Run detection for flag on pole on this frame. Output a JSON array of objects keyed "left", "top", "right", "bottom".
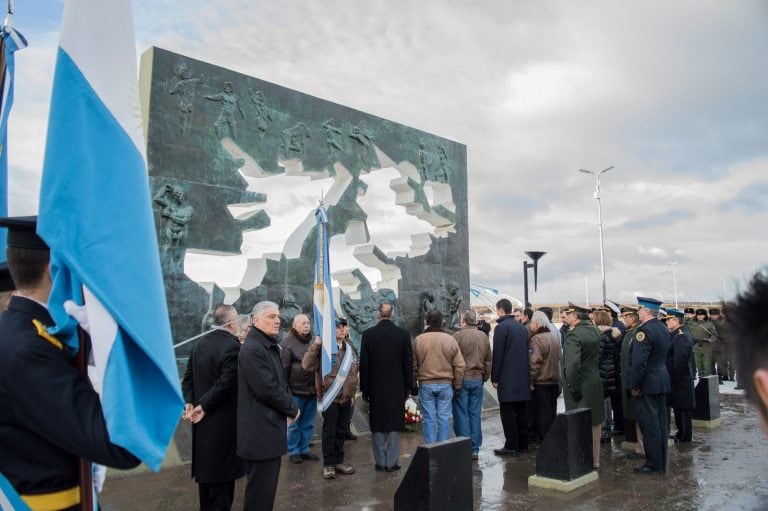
[
  {"left": 312, "top": 204, "right": 338, "bottom": 382},
  {"left": 37, "top": 0, "right": 183, "bottom": 472},
  {"left": 0, "top": 23, "right": 26, "bottom": 262}
]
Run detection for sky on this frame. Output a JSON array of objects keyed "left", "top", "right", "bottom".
[{"left": 7, "top": 0, "right": 768, "bottom": 306}]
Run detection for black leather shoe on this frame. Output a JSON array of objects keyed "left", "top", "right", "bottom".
[
  {"left": 626, "top": 452, "right": 645, "bottom": 460},
  {"left": 289, "top": 454, "right": 303, "bottom": 463},
  {"left": 633, "top": 465, "right": 661, "bottom": 475},
  {"left": 384, "top": 464, "right": 401, "bottom": 472},
  {"left": 301, "top": 453, "right": 319, "bottom": 461},
  {"left": 374, "top": 464, "right": 385, "bottom": 472},
  {"left": 493, "top": 448, "right": 520, "bottom": 457}
]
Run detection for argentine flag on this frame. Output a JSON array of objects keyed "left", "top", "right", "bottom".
[
  {"left": 37, "top": 0, "right": 183, "bottom": 471},
  {"left": 313, "top": 204, "right": 338, "bottom": 382},
  {"left": 0, "top": 24, "right": 27, "bottom": 262}
]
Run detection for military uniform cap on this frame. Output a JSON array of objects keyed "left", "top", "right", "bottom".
[
  {"left": 684, "top": 307, "right": 694, "bottom": 314},
  {"left": 636, "top": 296, "right": 663, "bottom": 310},
  {"left": 665, "top": 308, "right": 684, "bottom": 319},
  {"left": 620, "top": 305, "right": 639, "bottom": 315},
  {"left": 708, "top": 307, "right": 721, "bottom": 315},
  {"left": 563, "top": 302, "right": 590, "bottom": 314},
  {"left": 658, "top": 307, "right": 668, "bottom": 319},
  {"left": 695, "top": 308, "right": 708, "bottom": 316},
  {"left": 0, "top": 216, "right": 48, "bottom": 251},
  {"left": 335, "top": 317, "right": 348, "bottom": 327},
  {"left": 0, "top": 262, "right": 14, "bottom": 292},
  {"left": 604, "top": 300, "right": 621, "bottom": 315}
]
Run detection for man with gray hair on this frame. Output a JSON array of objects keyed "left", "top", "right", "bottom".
[
  {"left": 280, "top": 313, "right": 319, "bottom": 464},
  {"left": 238, "top": 301, "right": 299, "bottom": 510},
  {"left": 452, "top": 310, "right": 492, "bottom": 459},
  {"left": 182, "top": 304, "right": 245, "bottom": 510}
]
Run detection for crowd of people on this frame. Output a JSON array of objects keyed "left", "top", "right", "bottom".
[{"left": 1, "top": 213, "right": 763, "bottom": 511}]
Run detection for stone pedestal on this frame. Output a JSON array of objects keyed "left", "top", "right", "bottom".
[
  {"left": 528, "top": 408, "right": 597, "bottom": 491},
  {"left": 692, "top": 376, "right": 722, "bottom": 428},
  {"left": 394, "top": 437, "right": 472, "bottom": 511}
]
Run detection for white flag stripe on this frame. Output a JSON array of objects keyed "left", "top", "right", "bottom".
[
  {"left": 82, "top": 285, "right": 117, "bottom": 398},
  {"left": 59, "top": 0, "right": 144, "bottom": 157}
]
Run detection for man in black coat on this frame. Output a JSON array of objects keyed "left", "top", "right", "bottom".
[
  {"left": 0, "top": 217, "right": 140, "bottom": 509},
  {"left": 359, "top": 303, "right": 412, "bottom": 472},
  {"left": 237, "top": 301, "right": 299, "bottom": 511},
  {"left": 629, "top": 296, "right": 671, "bottom": 475},
  {"left": 491, "top": 298, "right": 531, "bottom": 456},
  {"left": 182, "top": 304, "right": 245, "bottom": 510},
  {"left": 663, "top": 308, "right": 695, "bottom": 443}
]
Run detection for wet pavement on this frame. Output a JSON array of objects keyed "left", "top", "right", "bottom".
[{"left": 100, "top": 385, "right": 768, "bottom": 510}]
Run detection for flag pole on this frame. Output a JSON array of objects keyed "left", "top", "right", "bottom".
[{"left": 75, "top": 325, "right": 94, "bottom": 511}]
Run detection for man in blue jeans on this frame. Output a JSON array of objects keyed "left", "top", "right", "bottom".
[
  {"left": 452, "top": 311, "right": 492, "bottom": 459},
  {"left": 413, "top": 310, "right": 466, "bottom": 444}
]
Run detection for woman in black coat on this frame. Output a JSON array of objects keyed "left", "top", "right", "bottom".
[{"left": 594, "top": 310, "right": 621, "bottom": 442}]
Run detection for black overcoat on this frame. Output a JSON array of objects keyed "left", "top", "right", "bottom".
[
  {"left": 0, "top": 296, "right": 139, "bottom": 496},
  {"left": 490, "top": 315, "right": 531, "bottom": 402},
  {"left": 182, "top": 328, "right": 245, "bottom": 483},
  {"left": 359, "top": 319, "right": 412, "bottom": 432},
  {"left": 236, "top": 327, "right": 298, "bottom": 461},
  {"left": 666, "top": 327, "right": 696, "bottom": 410}
]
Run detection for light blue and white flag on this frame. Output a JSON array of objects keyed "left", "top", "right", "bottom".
[
  {"left": 313, "top": 204, "right": 338, "bottom": 383},
  {"left": 0, "top": 23, "right": 27, "bottom": 262},
  {"left": 0, "top": 471, "right": 31, "bottom": 511},
  {"left": 37, "top": 0, "right": 183, "bottom": 472}
]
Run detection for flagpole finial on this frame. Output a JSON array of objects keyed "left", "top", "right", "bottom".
[{"left": 4, "top": 0, "right": 12, "bottom": 27}]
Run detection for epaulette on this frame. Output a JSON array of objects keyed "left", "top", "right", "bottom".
[{"left": 32, "top": 319, "right": 63, "bottom": 350}]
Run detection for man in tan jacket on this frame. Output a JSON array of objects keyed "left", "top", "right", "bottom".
[
  {"left": 413, "top": 310, "right": 465, "bottom": 444},
  {"left": 528, "top": 310, "right": 562, "bottom": 443},
  {"left": 303, "top": 319, "right": 359, "bottom": 480},
  {"left": 452, "top": 310, "right": 492, "bottom": 459}
]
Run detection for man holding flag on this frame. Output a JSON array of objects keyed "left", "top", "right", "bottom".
[{"left": 0, "top": 217, "right": 140, "bottom": 510}]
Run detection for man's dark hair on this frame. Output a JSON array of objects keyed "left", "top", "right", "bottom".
[
  {"left": 6, "top": 247, "right": 49, "bottom": 289},
  {"left": 725, "top": 272, "right": 768, "bottom": 418},
  {"left": 523, "top": 307, "right": 534, "bottom": 320},
  {"left": 496, "top": 298, "right": 512, "bottom": 314},
  {"left": 378, "top": 302, "right": 393, "bottom": 319},
  {"left": 537, "top": 306, "right": 554, "bottom": 321},
  {"left": 576, "top": 311, "right": 590, "bottom": 321},
  {"left": 426, "top": 310, "right": 444, "bottom": 329},
  {"left": 213, "top": 304, "right": 238, "bottom": 326}
]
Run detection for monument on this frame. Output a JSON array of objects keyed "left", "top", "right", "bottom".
[{"left": 139, "top": 47, "right": 469, "bottom": 361}]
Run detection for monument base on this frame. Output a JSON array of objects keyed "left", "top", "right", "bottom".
[
  {"left": 692, "top": 417, "right": 723, "bottom": 429},
  {"left": 528, "top": 471, "right": 598, "bottom": 492}
]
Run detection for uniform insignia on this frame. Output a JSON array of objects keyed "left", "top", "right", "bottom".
[
  {"left": 32, "top": 319, "right": 64, "bottom": 350},
  {"left": 636, "top": 332, "right": 646, "bottom": 342}
]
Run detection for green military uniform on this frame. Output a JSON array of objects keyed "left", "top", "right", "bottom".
[
  {"left": 687, "top": 309, "right": 717, "bottom": 378},
  {"left": 709, "top": 309, "right": 728, "bottom": 382},
  {"left": 563, "top": 319, "right": 605, "bottom": 426}
]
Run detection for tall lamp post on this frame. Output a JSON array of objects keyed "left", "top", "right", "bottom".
[
  {"left": 579, "top": 166, "right": 613, "bottom": 304},
  {"left": 523, "top": 251, "right": 546, "bottom": 307},
  {"left": 668, "top": 261, "right": 679, "bottom": 308}
]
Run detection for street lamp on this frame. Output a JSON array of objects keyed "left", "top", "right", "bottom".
[
  {"left": 523, "top": 251, "right": 546, "bottom": 307},
  {"left": 579, "top": 166, "right": 613, "bottom": 304},
  {"left": 668, "top": 261, "right": 679, "bottom": 308}
]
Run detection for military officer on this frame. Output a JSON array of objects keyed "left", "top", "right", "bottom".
[
  {"left": 688, "top": 308, "right": 716, "bottom": 378},
  {"left": 709, "top": 307, "right": 729, "bottom": 383},
  {"left": 664, "top": 309, "right": 695, "bottom": 443},
  {"left": 620, "top": 305, "right": 645, "bottom": 459},
  {"left": 628, "top": 296, "right": 671, "bottom": 475},
  {"left": 0, "top": 217, "right": 140, "bottom": 509},
  {"left": 683, "top": 307, "right": 695, "bottom": 325}
]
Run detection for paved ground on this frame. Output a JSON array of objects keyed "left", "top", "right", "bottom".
[{"left": 100, "top": 384, "right": 768, "bottom": 510}]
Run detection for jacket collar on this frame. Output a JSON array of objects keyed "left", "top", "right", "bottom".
[
  {"left": 247, "top": 327, "right": 279, "bottom": 348},
  {"left": 496, "top": 314, "right": 515, "bottom": 324},
  {"left": 7, "top": 295, "right": 54, "bottom": 326}
]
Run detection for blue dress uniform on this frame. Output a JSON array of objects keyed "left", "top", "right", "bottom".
[
  {"left": 628, "top": 297, "right": 671, "bottom": 474},
  {"left": 665, "top": 309, "right": 696, "bottom": 443},
  {"left": 0, "top": 216, "right": 139, "bottom": 510}
]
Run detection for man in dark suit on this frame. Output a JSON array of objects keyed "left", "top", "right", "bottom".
[
  {"left": 491, "top": 298, "right": 532, "bottom": 456},
  {"left": 182, "top": 304, "right": 245, "bottom": 510},
  {"left": 0, "top": 217, "right": 140, "bottom": 509},
  {"left": 663, "top": 308, "right": 695, "bottom": 443},
  {"left": 359, "top": 303, "right": 412, "bottom": 472},
  {"left": 629, "top": 296, "right": 671, "bottom": 475},
  {"left": 237, "top": 301, "right": 299, "bottom": 511}
]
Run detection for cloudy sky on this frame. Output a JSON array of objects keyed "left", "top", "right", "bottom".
[{"left": 8, "top": 0, "right": 768, "bottom": 306}]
